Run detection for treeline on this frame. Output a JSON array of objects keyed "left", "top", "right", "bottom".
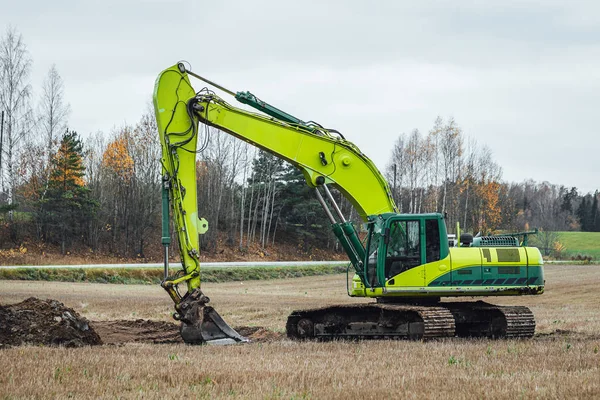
[
  {"left": 0, "top": 26, "right": 336, "bottom": 256},
  {"left": 386, "top": 117, "right": 599, "bottom": 235},
  {"left": 1, "top": 27, "right": 599, "bottom": 260}
]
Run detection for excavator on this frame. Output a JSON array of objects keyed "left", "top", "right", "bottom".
[{"left": 153, "top": 63, "right": 544, "bottom": 344}]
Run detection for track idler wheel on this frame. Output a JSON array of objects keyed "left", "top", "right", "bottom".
[
  {"left": 176, "top": 289, "right": 249, "bottom": 345},
  {"left": 295, "top": 318, "right": 315, "bottom": 339}
]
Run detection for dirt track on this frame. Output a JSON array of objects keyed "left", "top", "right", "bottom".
[
  {"left": 91, "top": 319, "right": 283, "bottom": 345},
  {"left": 91, "top": 319, "right": 182, "bottom": 344}
]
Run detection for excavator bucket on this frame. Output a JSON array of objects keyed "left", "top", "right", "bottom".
[{"left": 177, "top": 289, "right": 249, "bottom": 345}]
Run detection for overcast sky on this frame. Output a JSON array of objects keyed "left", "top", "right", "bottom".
[{"left": 2, "top": 0, "right": 599, "bottom": 192}]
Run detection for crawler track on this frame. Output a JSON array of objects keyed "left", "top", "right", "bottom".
[
  {"left": 286, "top": 304, "right": 455, "bottom": 340},
  {"left": 286, "top": 301, "right": 535, "bottom": 341},
  {"left": 445, "top": 301, "right": 536, "bottom": 339}
]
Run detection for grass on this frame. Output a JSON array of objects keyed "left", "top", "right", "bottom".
[
  {"left": 1, "top": 337, "right": 598, "bottom": 399},
  {"left": 0, "top": 265, "right": 599, "bottom": 399},
  {"left": 557, "top": 231, "right": 600, "bottom": 260},
  {"left": 0, "top": 264, "right": 349, "bottom": 285}
]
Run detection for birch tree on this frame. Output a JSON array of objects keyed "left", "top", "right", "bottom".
[
  {"left": 429, "top": 116, "right": 443, "bottom": 211},
  {"left": 439, "top": 117, "right": 463, "bottom": 215},
  {"left": 84, "top": 131, "right": 106, "bottom": 250},
  {"left": 0, "top": 27, "right": 33, "bottom": 212},
  {"left": 39, "top": 64, "right": 70, "bottom": 168},
  {"left": 386, "top": 135, "right": 406, "bottom": 212},
  {"left": 128, "top": 110, "right": 161, "bottom": 256}
]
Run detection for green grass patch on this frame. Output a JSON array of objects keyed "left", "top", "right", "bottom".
[
  {"left": 557, "top": 231, "right": 600, "bottom": 260},
  {"left": 0, "top": 265, "right": 349, "bottom": 285}
]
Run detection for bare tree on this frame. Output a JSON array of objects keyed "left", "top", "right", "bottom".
[
  {"left": 386, "top": 135, "right": 406, "bottom": 212},
  {"left": 39, "top": 64, "right": 70, "bottom": 168},
  {"left": 84, "top": 130, "right": 107, "bottom": 250},
  {"left": 439, "top": 117, "right": 463, "bottom": 215},
  {"left": 128, "top": 109, "right": 161, "bottom": 256},
  {"left": 461, "top": 138, "right": 479, "bottom": 230},
  {"left": 238, "top": 145, "right": 256, "bottom": 249},
  {"left": 404, "top": 129, "right": 432, "bottom": 213},
  {"left": 429, "top": 116, "right": 443, "bottom": 211},
  {"left": 0, "top": 27, "right": 33, "bottom": 213},
  {"left": 194, "top": 126, "right": 252, "bottom": 251}
]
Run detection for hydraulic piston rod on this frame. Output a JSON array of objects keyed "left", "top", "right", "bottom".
[
  {"left": 314, "top": 188, "right": 336, "bottom": 224},
  {"left": 323, "top": 184, "right": 346, "bottom": 223}
]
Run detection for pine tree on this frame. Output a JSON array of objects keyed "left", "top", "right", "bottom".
[
  {"left": 276, "top": 165, "right": 330, "bottom": 251},
  {"left": 591, "top": 191, "right": 599, "bottom": 232},
  {"left": 37, "top": 130, "right": 97, "bottom": 253},
  {"left": 561, "top": 187, "right": 578, "bottom": 214},
  {"left": 576, "top": 196, "right": 590, "bottom": 232}
]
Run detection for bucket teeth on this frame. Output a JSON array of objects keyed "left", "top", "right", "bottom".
[{"left": 178, "top": 289, "right": 248, "bottom": 345}]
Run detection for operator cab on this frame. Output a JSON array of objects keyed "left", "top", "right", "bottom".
[{"left": 364, "top": 213, "right": 449, "bottom": 287}]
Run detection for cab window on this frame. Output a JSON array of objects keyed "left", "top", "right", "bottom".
[
  {"left": 385, "top": 220, "right": 421, "bottom": 278},
  {"left": 425, "top": 219, "right": 441, "bottom": 263}
]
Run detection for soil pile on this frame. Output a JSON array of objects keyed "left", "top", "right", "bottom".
[{"left": 0, "top": 297, "right": 102, "bottom": 348}]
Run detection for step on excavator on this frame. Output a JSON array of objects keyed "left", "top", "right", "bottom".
[{"left": 153, "top": 63, "right": 544, "bottom": 344}]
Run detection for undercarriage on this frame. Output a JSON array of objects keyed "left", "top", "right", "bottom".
[{"left": 286, "top": 301, "right": 535, "bottom": 340}]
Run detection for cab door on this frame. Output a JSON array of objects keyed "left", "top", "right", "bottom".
[{"left": 382, "top": 219, "right": 425, "bottom": 286}]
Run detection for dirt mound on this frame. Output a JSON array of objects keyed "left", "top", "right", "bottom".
[
  {"left": 91, "top": 319, "right": 284, "bottom": 344},
  {"left": 0, "top": 297, "right": 102, "bottom": 348}
]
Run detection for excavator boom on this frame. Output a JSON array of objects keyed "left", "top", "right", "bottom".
[
  {"left": 153, "top": 63, "right": 399, "bottom": 343},
  {"left": 154, "top": 63, "right": 398, "bottom": 301}
]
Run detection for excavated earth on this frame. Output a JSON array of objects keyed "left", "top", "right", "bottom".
[
  {"left": 0, "top": 297, "right": 283, "bottom": 348},
  {"left": 92, "top": 319, "right": 284, "bottom": 344},
  {"left": 0, "top": 297, "right": 102, "bottom": 348}
]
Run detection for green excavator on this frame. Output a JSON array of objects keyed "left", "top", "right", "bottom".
[{"left": 153, "top": 63, "right": 544, "bottom": 344}]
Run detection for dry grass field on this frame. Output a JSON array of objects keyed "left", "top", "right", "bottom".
[{"left": 1, "top": 264, "right": 599, "bottom": 399}]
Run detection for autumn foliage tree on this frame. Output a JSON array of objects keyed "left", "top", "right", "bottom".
[
  {"left": 102, "top": 135, "right": 134, "bottom": 183},
  {"left": 101, "top": 132, "right": 134, "bottom": 252},
  {"left": 37, "top": 130, "right": 97, "bottom": 253},
  {"left": 86, "top": 112, "right": 162, "bottom": 258},
  {"left": 6, "top": 24, "right": 599, "bottom": 262}
]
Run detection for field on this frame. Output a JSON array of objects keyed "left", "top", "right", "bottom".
[
  {"left": 558, "top": 231, "right": 600, "bottom": 260},
  {"left": 1, "top": 265, "right": 599, "bottom": 399}
]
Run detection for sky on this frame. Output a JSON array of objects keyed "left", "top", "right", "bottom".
[{"left": 2, "top": 0, "right": 599, "bottom": 193}]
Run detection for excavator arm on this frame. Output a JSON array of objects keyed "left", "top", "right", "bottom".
[
  {"left": 154, "top": 63, "right": 398, "bottom": 343},
  {"left": 156, "top": 64, "right": 397, "bottom": 220}
]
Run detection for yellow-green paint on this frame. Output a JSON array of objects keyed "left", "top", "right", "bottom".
[
  {"left": 195, "top": 91, "right": 397, "bottom": 221},
  {"left": 153, "top": 63, "right": 545, "bottom": 306},
  {"left": 153, "top": 66, "right": 201, "bottom": 292},
  {"left": 154, "top": 64, "right": 398, "bottom": 295},
  {"left": 350, "top": 246, "right": 544, "bottom": 298}
]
